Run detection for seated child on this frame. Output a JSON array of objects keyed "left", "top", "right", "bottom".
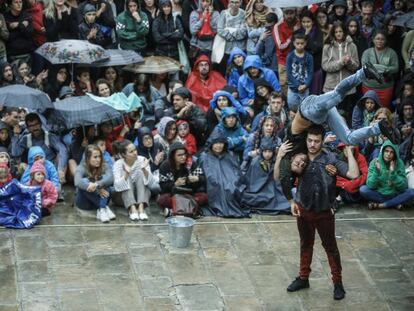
[
  {"left": 177, "top": 120, "right": 197, "bottom": 168},
  {"left": 0, "top": 163, "right": 12, "bottom": 187},
  {"left": 28, "top": 160, "right": 58, "bottom": 217},
  {"left": 21, "top": 146, "right": 60, "bottom": 192}
]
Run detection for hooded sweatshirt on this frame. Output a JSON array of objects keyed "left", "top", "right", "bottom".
[
  {"left": 351, "top": 90, "right": 381, "bottom": 129},
  {"left": 226, "top": 47, "right": 247, "bottom": 88},
  {"left": 185, "top": 54, "right": 227, "bottom": 113},
  {"left": 238, "top": 55, "right": 281, "bottom": 106},
  {"left": 20, "top": 146, "right": 60, "bottom": 191},
  {"left": 135, "top": 126, "right": 165, "bottom": 172},
  {"left": 366, "top": 140, "right": 408, "bottom": 196},
  {"left": 29, "top": 160, "right": 58, "bottom": 211}
]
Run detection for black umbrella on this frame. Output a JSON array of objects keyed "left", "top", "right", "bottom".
[
  {"left": 393, "top": 11, "right": 414, "bottom": 29},
  {"left": 0, "top": 85, "right": 53, "bottom": 110},
  {"left": 49, "top": 96, "right": 121, "bottom": 129}
]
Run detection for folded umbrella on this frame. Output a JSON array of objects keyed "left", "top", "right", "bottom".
[
  {"left": 49, "top": 96, "right": 121, "bottom": 129},
  {"left": 123, "top": 56, "right": 182, "bottom": 74},
  {"left": 0, "top": 85, "right": 53, "bottom": 110}
]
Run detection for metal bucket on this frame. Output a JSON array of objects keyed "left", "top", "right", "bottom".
[{"left": 166, "top": 216, "right": 195, "bottom": 248}]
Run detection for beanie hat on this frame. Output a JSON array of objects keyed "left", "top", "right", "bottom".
[
  {"left": 30, "top": 160, "right": 46, "bottom": 177},
  {"left": 159, "top": 0, "right": 171, "bottom": 7},
  {"left": 84, "top": 4, "right": 97, "bottom": 14},
  {"left": 0, "top": 146, "right": 10, "bottom": 161},
  {"left": 59, "top": 86, "right": 75, "bottom": 100}
]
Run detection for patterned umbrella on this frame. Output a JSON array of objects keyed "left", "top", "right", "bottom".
[
  {"left": 88, "top": 49, "right": 144, "bottom": 67},
  {"left": 0, "top": 85, "right": 53, "bottom": 110},
  {"left": 49, "top": 96, "right": 121, "bottom": 129},
  {"left": 123, "top": 56, "right": 182, "bottom": 74},
  {"left": 35, "top": 40, "right": 109, "bottom": 64}
]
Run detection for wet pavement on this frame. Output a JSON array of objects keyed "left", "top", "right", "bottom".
[{"left": 1, "top": 186, "right": 414, "bottom": 311}]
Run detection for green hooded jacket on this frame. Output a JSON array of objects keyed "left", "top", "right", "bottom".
[
  {"left": 366, "top": 140, "right": 407, "bottom": 196},
  {"left": 116, "top": 10, "right": 149, "bottom": 51}
]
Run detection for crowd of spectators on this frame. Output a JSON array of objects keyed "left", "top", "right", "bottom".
[{"left": 0, "top": 0, "right": 414, "bottom": 223}]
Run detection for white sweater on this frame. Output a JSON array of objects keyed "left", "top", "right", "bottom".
[{"left": 113, "top": 157, "right": 154, "bottom": 192}]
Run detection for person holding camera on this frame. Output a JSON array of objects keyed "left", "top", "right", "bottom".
[{"left": 361, "top": 29, "right": 399, "bottom": 108}]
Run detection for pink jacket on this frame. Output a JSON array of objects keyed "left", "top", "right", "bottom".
[{"left": 29, "top": 160, "right": 58, "bottom": 211}]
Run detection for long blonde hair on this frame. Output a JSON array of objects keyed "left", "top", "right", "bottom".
[{"left": 44, "top": 0, "right": 69, "bottom": 20}]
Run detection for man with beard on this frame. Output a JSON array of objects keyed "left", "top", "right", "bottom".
[
  {"left": 286, "top": 124, "right": 357, "bottom": 300},
  {"left": 185, "top": 54, "right": 226, "bottom": 113},
  {"left": 0, "top": 61, "right": 15, "bottom": 86},
  {"left": 11, "top": 113, "right": 68, "bottom": 187}
]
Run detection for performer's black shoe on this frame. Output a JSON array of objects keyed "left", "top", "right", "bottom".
[
  {"left": 287, "top": 277, "right": 310, "bottom": 292},
  {"left": 379, "top": 119, "right": 399, "bottom": 145},
  {"left": 363, "top": 62, "right": 384, "bottom": 84},
  {"left": 333, "top": 283, "right": 346, "bottom": 300}
]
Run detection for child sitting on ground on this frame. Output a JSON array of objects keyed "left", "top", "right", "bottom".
[
  {"left": 177, "top": 120, "right": 197, "bottom": 169},
  {"left": 28, "top": 160, "right": 58, "bottom": 217},
  {"left": 0, "top": 163, "right": 13, "bottom": 187}
]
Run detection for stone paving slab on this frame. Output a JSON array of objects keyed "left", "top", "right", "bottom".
[{"left": 1, "top": 191, "right": 414, "bottom": 310}]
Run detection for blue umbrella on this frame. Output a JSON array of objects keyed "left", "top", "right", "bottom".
[
  {"left": 0, "top": 85, "right": 53, "bottom": 110},
  {"left": 87, "top": 92, "right": 143, "bottom": 114}
]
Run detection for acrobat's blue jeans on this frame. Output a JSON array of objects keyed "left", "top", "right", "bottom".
[
  {"left": 300, "top": 69, "right": 381, "bottom": 145},
  {"left": 359, "top": 186, "right": 414, "bottom": 208}
]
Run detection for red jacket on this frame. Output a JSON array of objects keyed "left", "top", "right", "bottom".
[
  {"left": 335, "top": 144, "right": 368, "bottom": 194},
  {"left": 106, "top": 115, "right": 133, "bottom": 155},
  {"left": 185, "top": 55, "right": 226, "bottom": 113},
  {"left": 27, "top": 2, "right": 45, "bottom": 47},
  {"left": 272, "top": 19, "right": 299, "bottom": 66}
]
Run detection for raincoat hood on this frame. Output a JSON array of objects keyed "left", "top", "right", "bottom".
[
  {"left": 192, "top": 54, "right": 211, "bottom": 73},
  {"left": 210, "top": 90, "right": 242, "bottom": 110},
  {"left": 207, "top": 129, "right": 228, "bottom": 151},
  {"left": 28, "top": 146, "right": 46, "bottom": 166},
  {"left": 227, "top": 47, "right": 247, "bottom": 66},
  {"left": 220, "top": 107, "right": 239, "bottom": 123},
  {"left": 259, "top": 136, "right": 277, "bottom": 152},
  {"left": 357, "top": 90, "right": 381, "bottom": 109},
  {"left": 378, "top": 140, "right": 401, "bottom": 166},
  {"left": 83, "top": 4, "right": 96, "bottom": 14},
  {"left": 243, "top": 55, "right": 263, "bottom": 71},
  {"left": 157, "top": 116, "right": 175, "bottom": 138},
  {"left": 137, "top": 126, "right": 153, "bottom": 147}
]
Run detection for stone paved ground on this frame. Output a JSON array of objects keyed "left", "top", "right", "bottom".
[{"left": 1, "top": 187, "right": 414, "bottom": 311}]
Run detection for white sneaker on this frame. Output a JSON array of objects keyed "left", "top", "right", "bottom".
[
  {"left": 139, "top": 212, "right": 148, "bottom": 221},
  {"left": 105, "top": 206, "right": 116, "bottom": 220},
  {"left": 97, "top": 208, "right": 110, "bottom": 223},
  {"left": 129, "top": 212, "right": 139, "bottom": 221}
]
